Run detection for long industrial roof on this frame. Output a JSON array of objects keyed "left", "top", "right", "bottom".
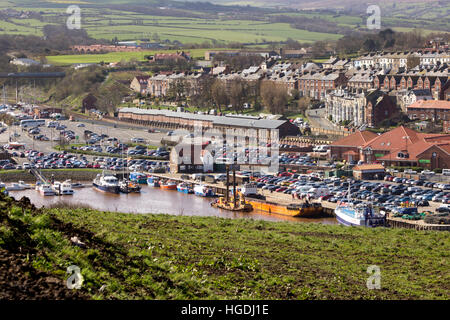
[{"left": 119, "top": 107, "right": 288, "bottom": 129}]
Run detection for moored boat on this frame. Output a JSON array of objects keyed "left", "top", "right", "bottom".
[
  {"left": 93, "top": 173, "right": 120, "bottom": 194},
  {"left": 53, "top": 180, "right": 74, "bottom": 195},
  {"left": 147, "top": 176, "right": 160, "bottom": 187},
  {"left": 160, "top": 180, "right": 177, "bottom": 190},
  {"left": 129, "top": 172, "right": 148, "bottom": 184},
  {"left": 119, "top": 179, "right": 141, "bottom": 193},
  {"left": 247, "top": 198, "right": 323, "bottom": 218},
  {"left": 334, "top": 201, "right": 386, "bottom": 227},
  {"left": 6, "top": 183, "right": 26, "bottom": 191},
  {"left": 177, "top": 183, "right": 193, "bottom": 194},
  {"left": 334, "top": 183, "right": 386, "bottom": 227},
  {"left": 194, "top": 185, "right": 215, "bottom": 197},
  {"left": 38, "top": 183, "right": 56, "bottom": 196}
]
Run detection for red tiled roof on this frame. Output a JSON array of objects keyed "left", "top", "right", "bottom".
[
  {"left": 407, "top": 100, "right": 450, "bottom": 110},
  {"left": 330, "top": 131, "right": 378, "bottom": 147},
  {"left": 362, "top": 126, "right": 421, "bottom": 150}
]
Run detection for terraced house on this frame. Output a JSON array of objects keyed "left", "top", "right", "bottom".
[{"left": 298, "top": 71, "right": 348, "bottom": 99}]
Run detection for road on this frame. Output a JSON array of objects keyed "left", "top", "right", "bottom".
[{"left": 306, "top": 108, "right": 342, "bottom": 131}]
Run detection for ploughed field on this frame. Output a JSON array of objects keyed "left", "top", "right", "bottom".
[{"left": 0, "top": 193, "right": 448, "bottom": 299}]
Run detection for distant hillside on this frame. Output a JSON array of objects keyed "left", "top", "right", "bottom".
[{"left": 179, "top": 0, "right": 443, "bottom": 9}]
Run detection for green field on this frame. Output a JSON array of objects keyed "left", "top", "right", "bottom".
[
  {"left": 0, "top": 193, "right": 449, "bottom": 299},
  {"left": 46, "top": 47, "right": 237, "bottom": 65}
]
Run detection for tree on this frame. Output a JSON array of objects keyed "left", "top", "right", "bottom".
[
  {"left": 260, "top": 81, "right": 288, "bottom": 114},
  {"left": 228, "top": 79, "right": 247, "bottom": 113},
  {"left": 211, "top": 80, "right": 229, "bottom": 113},
  {"left": 297, "top": 97, "right": 311, "bottom": 117}
]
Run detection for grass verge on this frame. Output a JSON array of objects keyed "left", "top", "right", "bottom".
[{"left": 0, "top": 194, "right": 448, "bottom": 299}]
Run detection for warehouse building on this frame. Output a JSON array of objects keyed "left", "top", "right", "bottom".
[{"left": 117, "top": 107, "right": 299, "bottom": 138}]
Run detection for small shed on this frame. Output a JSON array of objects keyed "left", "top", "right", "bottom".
[{"left": 353, "top": 164, "right": 386, "bottom": 180}]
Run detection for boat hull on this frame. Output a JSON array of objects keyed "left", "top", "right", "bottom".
[
  {"left": 247, "top": 199, "right": 323, "bottom": 218},
  {"left": 161, "top": 184, "right": 177, "bottom": 190},
  {"left": 147, "top": 178, "right": 160, "bottom": 187},
  {"left": 177, "top": 187, "right": 192, "bottom": 194},
  {"left": 93, "top": 182, "right": 120, "bottom": 194},
  {"left": 335, "top": 208, "right": 386, "bottom": 227}
]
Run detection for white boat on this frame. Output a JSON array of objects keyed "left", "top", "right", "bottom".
[
  {"left": 194, "top": 184, "right": 215, "bottom": 197},
  {"left": 18, "top": 181, "right": 32, "bottom": 189},
  {"left": 6, "top": 183, "right": 26, "bottom": 191},
  {"left": 93, "top": 173, "right": 120, "bottom": 194},
  {"left": 39, "top": 184, "right": 56, "bottom": 196},
  {"left": 335, "top": 184, "right": 386, "bottom": 227},
  {"left": 53, "top": 180, "right": 74, "bottom": 195}
]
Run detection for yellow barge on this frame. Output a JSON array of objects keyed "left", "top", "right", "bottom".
[{"left": 247, "top": 198, "right": 324, "bottom": 218}]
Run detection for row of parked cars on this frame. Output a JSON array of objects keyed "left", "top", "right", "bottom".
[
  {"left": 384, "top": 174, "right": 450, "bottom": 190},
  {"left": 250, "top": 171, "right": 450, "bottom": 209},
  {"left": 92, "top": 156, "right": 168, "bottom": 172}
]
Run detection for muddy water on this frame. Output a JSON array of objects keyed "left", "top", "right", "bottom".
[{"left": 9, "top": 186, "right": 337, "bottom": 224}]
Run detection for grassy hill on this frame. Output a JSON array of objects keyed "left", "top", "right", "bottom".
[{"left": 0, "top": 192, "right": 448, "bottom": 299}]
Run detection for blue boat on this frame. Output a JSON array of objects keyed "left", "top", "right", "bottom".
[
  {"left": 177, "top": 183, "right": 193, "bottom": 194},
  {"left": 147, "top": 176, "right": 160, "bottom": 187},
  {"left": 130, "top": 172, "right": 148, "bottom": 184},
  {"left": 194, "top": 185, "right": 215, "bottom": 197}
]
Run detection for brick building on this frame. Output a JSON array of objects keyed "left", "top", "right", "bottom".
[
  {"left": 406, "top": 100, "right": 450, "bottom": 122},
  {"left": 298, "top": 71, "right": 348, "bottom": 100},
  {"left": 329, "top": 131, "right": 378, "bottom": 162}
]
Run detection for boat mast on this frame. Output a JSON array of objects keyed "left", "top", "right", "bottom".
[{"left": 226, "top": 165, "right": 229, "bottom": 203}]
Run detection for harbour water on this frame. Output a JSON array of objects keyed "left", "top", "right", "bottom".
[{"left": 8, "top": 185, "right": 338, "bottom": 224}]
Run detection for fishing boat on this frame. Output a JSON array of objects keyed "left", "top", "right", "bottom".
[
  {"left": 53, "top": 180, "right": 74, "bottom": 195},
  {"left": 129, "top": 172, "right": 148, "bottom": 184},
  {"left": 38, "top": 183, "right": 56, "bottom": 196},
  {"left": 194, "top": 185, "right": 215, "bottom": 197},
  {"left": 147, "top": 176, "right": 160, "bottom": 187},
  {"left": 177, "top": 183, "right": 193, "bottom": 194},
  {"left": 93, "top": 173, "right": 120, "bottom": 194},
  {"left": 160, "top": 180, "right": 177, "bottom": 190},
  {"left": 334, "top": 184, "right": 386, "bottom": 227},
  {"left": 119, "top": 179, "right": 141, "bottom": 193}
]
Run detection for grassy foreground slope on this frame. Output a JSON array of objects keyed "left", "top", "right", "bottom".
[{"left": 0, "top": 194, "right": 449, "bottom": 300}]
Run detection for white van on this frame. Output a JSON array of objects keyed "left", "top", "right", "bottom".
[
  {"left": 307, "top": 187, "right": 330, "bottom": 199},
  {"left": 442, "top": 169, "right": 450, "bottom": 176}
]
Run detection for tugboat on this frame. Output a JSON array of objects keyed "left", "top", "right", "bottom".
[
  {"left": 160, "top": 180, "right": 177, "bottom": 190},
  {"left": 177, "top": 183, "right": 193, "bottom": 194},
  {"left": 119, "top": 179, "right": 141, "bottom": 193},
  {"left": 93, "top": 173, "right": 120, "bottom": 194},
  {"left": 147, "top": 176, "right": 160, "bottom": 187},
  {"left": 194, "top": 184, "right": 215, "bottom": 197}
]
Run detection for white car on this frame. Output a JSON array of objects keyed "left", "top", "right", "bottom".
[{"left": 421, "top": 170, "right": 435, "bottom": 175}]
